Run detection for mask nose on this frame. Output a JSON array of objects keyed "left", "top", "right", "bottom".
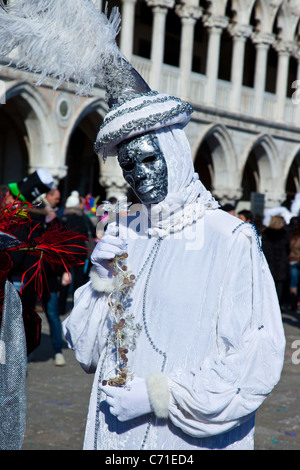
[{"left": 133, "top": 161, "right": 150, "bottom": 182}]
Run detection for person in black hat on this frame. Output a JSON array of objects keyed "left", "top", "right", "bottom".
[
  {"left": 2, "top": 170, "right": 67, "bottom": 366},
  {"left": 7, "top": 168, "right": 55, "bottom": 204},
  {"left": 2, "top": 169, "right": 55, "bottom": 299}
]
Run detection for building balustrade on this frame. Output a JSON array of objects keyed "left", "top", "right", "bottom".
[{"left": 131, "top": 54, "right": 300, "bottom": 127}]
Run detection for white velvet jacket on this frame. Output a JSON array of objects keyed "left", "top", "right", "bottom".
[{"left": 63, "top": 208, "right": 285, "bottom": 450}]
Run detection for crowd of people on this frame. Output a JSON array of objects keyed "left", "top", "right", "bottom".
[
  {"left": 32, "top": 188, "right": 99, "bottom": 366},
  {"left": 2, "top": 175, "right": 297, "bottom": 368},
  {"left": 1, "top": 169, "right": 297, "bottom": 371},
  {"left": 222, "top": 203, "right": 300, "bottom": 313},
  {"left": 0, "top": 173, "right": 102, "bottom": 367}
]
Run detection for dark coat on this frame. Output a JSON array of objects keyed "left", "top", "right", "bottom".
[{"left": 262, "top": 227, "right": 290, "bottom": 281}]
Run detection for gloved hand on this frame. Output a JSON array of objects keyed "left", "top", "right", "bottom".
[
  {"left": 90, "top": 226, "right": 127, "bottom": 280},
  {"left": 100, "top": 377, "right": 152, "bottom": 422}
]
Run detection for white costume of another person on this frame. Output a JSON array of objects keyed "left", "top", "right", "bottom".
[{"left": 0, "top": 0, "right": 285, "bottom": 451}]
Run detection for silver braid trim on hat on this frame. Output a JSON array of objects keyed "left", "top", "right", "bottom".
[{"left": 94, "top": 98, "right": 193, "bottom": 154}]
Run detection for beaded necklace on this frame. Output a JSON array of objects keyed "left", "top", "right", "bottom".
[{"left": 94, "top": 236, "right": 166, "bottom": 450}]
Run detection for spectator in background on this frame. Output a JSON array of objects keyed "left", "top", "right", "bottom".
[
  {"left": 29, "top": 187, "right": 67, "bottom": 366},
  {"left": 221, "top": 203, "right": 236, "bottom": 216},
  {"left": 238, "top": 209, "right": 253, "bottom": 223},
  {"left": 288, "top": 219, "right": 300, "bottom": 311},
  {"left": 58, "top": 190, "right": 96, "bottom": 316},
  {"left": 262, "top": 215, "right": 290, "bottom": 309},
  {"left": 35, "top": 188, "right": 61, "bottom": 224}
]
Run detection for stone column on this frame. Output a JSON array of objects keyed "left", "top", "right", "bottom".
[
  {"left": 120, "top": 0, "right": 138, "bottom": 61},
  {"left": 146, "top": 0, "right": 175, "bottom": 90},
  {"left": 291, "top": 48, "right": 300, "bottom": 125},
  {"left": 99, "top": 156, "right": 129, "bottom": 200},
  {"left": 228, "top": 23, "right": 252, "bottom": 112},
  {"left": 252, "top": 32, "right": 274, "bottom": 117},
  {"left": 176, "top": 4, "right": 202, "bottom": 100},
  {"left": 203, "top": 15, "right": 229, "bottom": 106},
  {"left": 274, "top": 40, "right": 295, "bottom": 122}
]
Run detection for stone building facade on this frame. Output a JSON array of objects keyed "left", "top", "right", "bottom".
[{"left": 1, "top": 0, "right": 300, "bottom": 212}]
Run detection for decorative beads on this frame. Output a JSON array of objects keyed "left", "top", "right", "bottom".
[
  {"left": 94, "top": 237, "right": 165, "bottom": 449},
  {"left": 232, "top": 221, "right": 263, "bottom": 253}
]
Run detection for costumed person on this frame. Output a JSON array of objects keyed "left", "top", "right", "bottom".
[
  {"left": 3, "top": 170, "right": 67, "bottom": 365},
  {"left": 0, "top": 192, "right": 88, "bottom": 449},
  {"left": 7, "top": 168, "right": 55, "bottom": 207},
  {"left": 0, "top": 0, "right": 285, "bottom": 451},
  {"left": 0, "top": 203, "right": 40, "bottom": 451},
  {"left": 3, "top": 168, "right": 56, "bottom": 297}
]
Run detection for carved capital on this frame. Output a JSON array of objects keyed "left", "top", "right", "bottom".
[
  {"left": 292, "top": 46, "right": 300, "bottom": 61},
  {"left": 175, "top": 4, "right": 202, "bottom": 21},
  {"left": 228, "top": 23, "right": 253, "bottom": 39},
  {"left": 273, "top": 39, "right": 296, "bottom": 56},
  {"left": 251, "top": 31, "right": 275, "bottom": 47},
  {"left": 212, "top": 186, "right": 243, "bottom": 202},
  {"left": 146, "top": 0, "right": 175, "bottom": 9},
  {"left": 202, "top": 14, "right": 229, "bottom": 31}
]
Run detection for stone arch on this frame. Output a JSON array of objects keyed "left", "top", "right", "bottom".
[
  {"left": 276, "top": 1, "right": 299, "bottom": 41},
  {"left": 230, "top": 0, "right": 256, "bottom": 24},
  {"left": 60, "top": 97, "right": 108, "bottom": 200},
  {"left": 283, "top": 144, "right": 300, "bottom": 205},
  {"left": 3, "top": 81, "right": 60, "bottom": 178},
  {"left": 252, "top": 0, "right": 282, "bottom": 34},
  {"left": 240, "top": 133, "right": 283, "bottom": 207},
  {"left": 193, "top": 123, "right": 240, "bottom": 202}
]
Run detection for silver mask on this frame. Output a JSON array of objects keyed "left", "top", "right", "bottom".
[{"left": 118, "top": 132, "right": 168, "bottom": 204}]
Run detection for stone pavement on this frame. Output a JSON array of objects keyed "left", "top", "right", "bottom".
[{"left": 21, "top": 309, "right": 300, "bottom": 450}]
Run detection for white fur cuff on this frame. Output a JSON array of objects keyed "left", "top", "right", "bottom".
[
  {"left": 89, "top": 266, "right": 115, "bottom": 293},
  {"left": 146, "top": 373, "right": 169, "bottom": 419}
]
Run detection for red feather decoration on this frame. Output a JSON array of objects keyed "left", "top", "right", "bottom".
[
  {"left": 7, "top": 224, "right": 89, "bottom": 299},
  {"left": 0, "top": 194, "right": 32, "bottom": 234},
  {"left": 0, "top": 196, "right": 89, "bottom": 300}
]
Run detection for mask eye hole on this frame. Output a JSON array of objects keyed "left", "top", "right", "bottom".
[
  {"left": 122, "top": 161, "right": 135, "bottom": 171},
  {"left": 142, "top": 156, "right": 156, "bottom": 165}
]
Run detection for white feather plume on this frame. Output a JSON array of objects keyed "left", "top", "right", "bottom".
[{"left": 0, "top": 0, "right": 123, "bottom": 95}]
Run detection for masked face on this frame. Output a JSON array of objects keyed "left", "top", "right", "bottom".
[{"left": 117, "top": 132, "right": 168, "bottom": 204}]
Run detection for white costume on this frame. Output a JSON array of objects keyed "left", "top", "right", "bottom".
[{"left": 63, "top": 126, "right": 285, "bottom": 450}]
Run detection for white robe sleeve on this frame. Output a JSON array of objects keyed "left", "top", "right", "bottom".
[
  {"left": 167, "top": 224, "right": 286, "bottom": 437},
  {"left": 62, "top": 274, "right": 112, "bottom": 374}
]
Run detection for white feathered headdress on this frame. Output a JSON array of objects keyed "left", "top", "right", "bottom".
[
  {"left": 0, "top": 0, "right": 148, "bottom": 99},
  {"left": 0, "top": 0, "right": 193, "bottom": 159}
]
